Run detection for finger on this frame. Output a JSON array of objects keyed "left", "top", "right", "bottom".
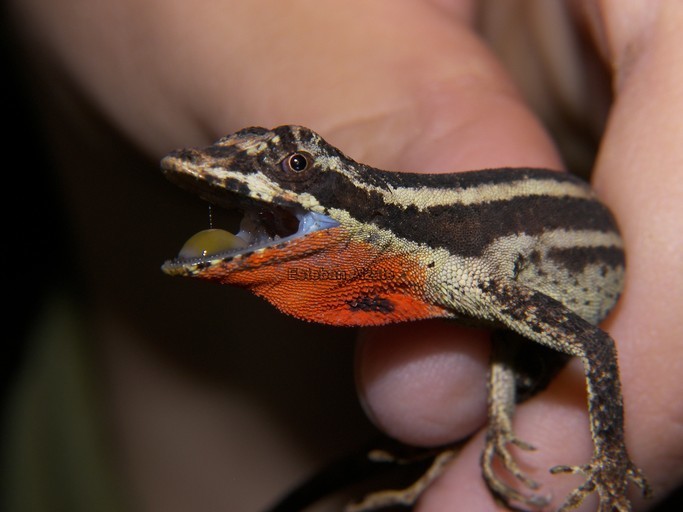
[
  {"left": 12, "top": 0, "right": 559, "bottom": 163},
  {"left": 357, "top": 322, "right": 490, "bottom": 446},
  {"left": 578, "top": 0, "right": 683, "bottom": 502}
]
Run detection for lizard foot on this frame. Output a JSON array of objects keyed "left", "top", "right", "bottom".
[
  {"left": 482, "top": 425, "right": 551, "bottom": 509},
  {"left": 346, "top": 449, "right": 456, "bottom": 512},
  {"left": 551, "top": 457, "right": 651, "bottom": 512}
]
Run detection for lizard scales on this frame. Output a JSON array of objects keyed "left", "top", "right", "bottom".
[{"left": 161, "top": 125, "right": 649, "bottom": 511}]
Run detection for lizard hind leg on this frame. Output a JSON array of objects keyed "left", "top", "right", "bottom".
[
  {"left": 480, "top": 280, "right": 650, "bottom": 511},
  {"left": 482, "top": 334, "right": 557, "bottom": 510}
]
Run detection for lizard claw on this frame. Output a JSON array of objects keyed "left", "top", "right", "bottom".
[
  {"left": 482, "top": 427, "right": 551, "bottom": 509},
  {"left": 551, "top": 458, "right": 651, "bottom": 512}
]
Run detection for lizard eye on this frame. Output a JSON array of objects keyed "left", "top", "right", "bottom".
[{"left": 282, "top": 152, "right": 310, "bottom": 173}]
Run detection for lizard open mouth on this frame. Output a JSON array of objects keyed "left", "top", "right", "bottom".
[
  {"left": 159, "top": 142, "right": 339, "bottom": 272},
  {"left": 165, "top": 200, "right": 339, "bottom": 268}
]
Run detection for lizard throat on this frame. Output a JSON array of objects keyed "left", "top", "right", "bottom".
[{"left": 163, "top": 202, "right": 339, "bottom": 271}]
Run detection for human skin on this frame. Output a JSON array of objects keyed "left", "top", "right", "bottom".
[{"left": 9, "top": 0, "right": 683, "bottom": 510}]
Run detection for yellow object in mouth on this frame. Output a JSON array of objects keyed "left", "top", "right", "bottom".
[{"left": 178, "top": 228, "right": 248, "bottom": 259}]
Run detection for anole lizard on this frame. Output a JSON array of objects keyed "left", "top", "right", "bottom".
[{"left": 161, "top": 125, "right": 650, "bottom": 511}]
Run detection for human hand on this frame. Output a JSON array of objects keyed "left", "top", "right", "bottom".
[{"left": 11, "top": 0, "right": 681, "bottom": 510}]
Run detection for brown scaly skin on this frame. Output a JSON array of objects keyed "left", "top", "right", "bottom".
[{"left": 161, "top": 125, "right": 651, "bottom": 511}]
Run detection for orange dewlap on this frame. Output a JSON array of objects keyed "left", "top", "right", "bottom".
[{"left": 193, "top": 227, "right": 449, "bottom": 326}]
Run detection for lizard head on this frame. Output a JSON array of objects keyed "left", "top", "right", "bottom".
[{"left": 161, "top": 125, "right": 369, "bottom": 273}]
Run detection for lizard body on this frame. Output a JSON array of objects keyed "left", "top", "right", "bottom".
[{"left": 161, "top": 125, "right": 650, "bottom": 511}]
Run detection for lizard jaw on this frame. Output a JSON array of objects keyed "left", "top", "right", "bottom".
[{"left": 162, "top": 201, "right": 339, "bottom": 274}]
